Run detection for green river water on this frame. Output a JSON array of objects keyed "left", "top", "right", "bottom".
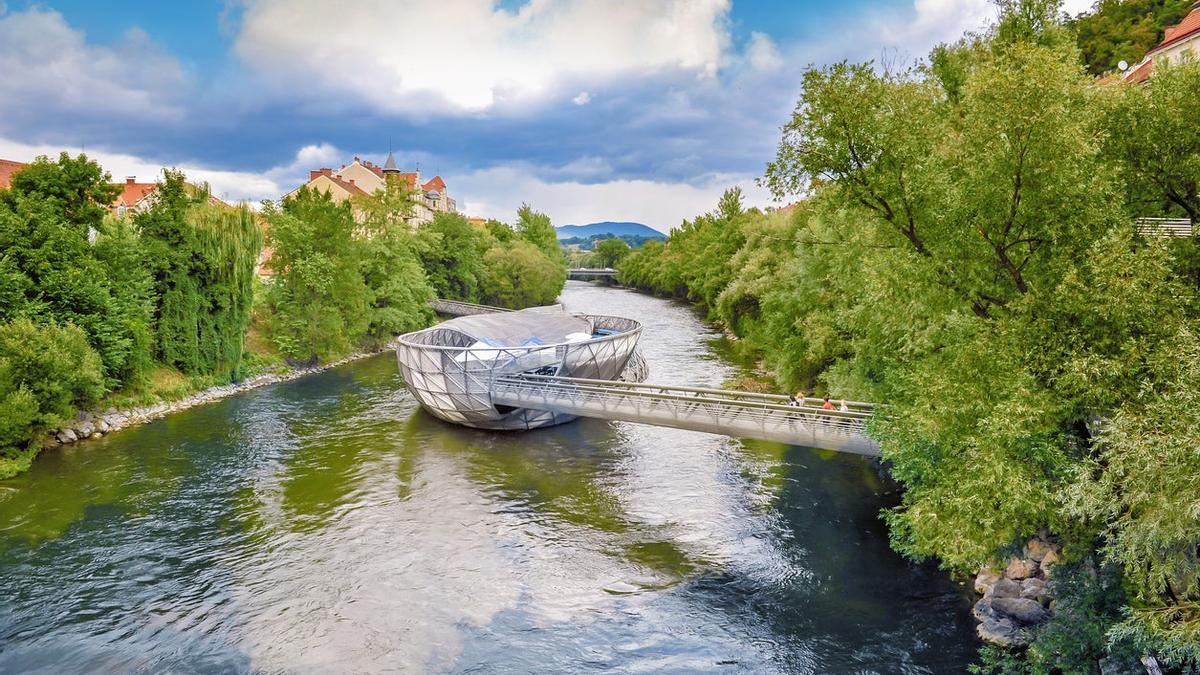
[{"left": 0, "top": 282, "right": 978, "bottom": 673}]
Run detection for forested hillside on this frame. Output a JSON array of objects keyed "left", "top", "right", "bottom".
[{"left": 619, "top": 4, "right": 1200, "bottom": 670}]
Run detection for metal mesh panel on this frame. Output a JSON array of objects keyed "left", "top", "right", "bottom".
[{"left": 395, "top": 311, "right": 643, "bottom": 430}]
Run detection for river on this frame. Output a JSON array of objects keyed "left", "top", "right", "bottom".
[{"left": 0, "top": 282, "right": 977, "bottom": 673}]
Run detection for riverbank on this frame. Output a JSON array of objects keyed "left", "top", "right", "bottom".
[{"left": 37, "top": 345, "right": 395, "bottom": 460}]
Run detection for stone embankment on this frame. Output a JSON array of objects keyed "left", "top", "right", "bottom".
[
  {"left": 973, "top": 532, "right": 1061, "bottom": 646},
  {"left": 42, "top": 349, "right": 389, "bottom": 450}
]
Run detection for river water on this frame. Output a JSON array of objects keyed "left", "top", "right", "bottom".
[{"left": 0, "top": 282, "right": 977, "bottom": 673}]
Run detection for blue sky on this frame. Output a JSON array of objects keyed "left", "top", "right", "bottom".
[{"left": 0, "top": 0, "right": 1091, "bottom": 230}]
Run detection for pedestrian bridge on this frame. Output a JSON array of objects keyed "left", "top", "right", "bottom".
[
  {"left": 423, "top": 299, "right": 880, "bottom": 455},
  {"left": 493, "top": 375, "right": 879, "bottom": 456}
]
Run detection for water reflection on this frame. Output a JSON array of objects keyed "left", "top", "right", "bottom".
[{"left": 0, "top": 282, "right": 978, "bottom": 673}]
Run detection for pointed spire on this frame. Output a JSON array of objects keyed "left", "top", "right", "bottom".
[{"left": 383, "top": 150, "right": 399, "bottom": 173}]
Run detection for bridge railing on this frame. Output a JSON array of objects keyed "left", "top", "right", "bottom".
[
  {"left": 428, "top": 298, "right": 514, "bottom": 317},
  {"left": 491, "top": 374, "right": 875, "bottom": 438}
]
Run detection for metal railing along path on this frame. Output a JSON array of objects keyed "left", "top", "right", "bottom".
[
  {"left": 428, "top": 299, "right": 514, "bottom": 317},
  {"left": 490, "top": 374, "right": 881, "bottom": 456}
]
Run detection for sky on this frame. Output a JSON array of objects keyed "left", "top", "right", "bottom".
[{"left": 0, "top": 0, "right": 1094, "bottom": 232}]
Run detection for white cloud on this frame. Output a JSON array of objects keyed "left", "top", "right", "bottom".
[
  {"left": 869, "top": 0, "right": 993, "bottom": 58},
  {"left": 452, "top": 165, "right": 772, "bottom": 232},
  {"left": 572, "top": 91, "right": 591, "bottom": 106},
  {"left": 1060, "top": 0, "right": 1095, "bottom": 17},
  {"left": 0, "top": 137, "right": 344, "bottom": 205},
  {"left": 0, "top": 6, "right": 184, "bottom": 122},
  {"left": 746, "top": 31, "right": 783, "bottom": 71},
  {"left": 233, "top": 0, "right": 732, "bottom": 113}
]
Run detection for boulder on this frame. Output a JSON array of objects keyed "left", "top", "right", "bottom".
[
  {"left": 1025, "top": 537, "right": 1054, "bottom": 562},
  {"left": 75, "top": 421, "right": 95, "bottom": 438},
  {"left": 992, "top": 596, "right": 1051, "bottom": 625},
  {"left": 977, "top": 616, "right": 1024, "bottom": 647},
  {"left": 991, "top": 578, "right": 1022, "bottom": 599},
  {"left": 975, "top": 567, "right": 1002, "bottom": 595},
  {"left": 1040, "top": 550, "right": 1060, "bottom": 577},
  {"left": 97, "top": 420, "right": 111, "bottom": 433},
  {"left": 1005, "top": 558, "right": 1038, "bottom": 580},
  {"left": 1020, "top": 577, "right": 1049, "bottom": 603},
  {"left": 57, "top": 428, "right": 78, "bottom": 444},
  {"left": 973, "top": 598, "right": 999, "bottom": 623}
]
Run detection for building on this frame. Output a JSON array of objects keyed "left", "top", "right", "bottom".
[
  {"left": 110, "top": 176, "right": 230, "bottom": 216},
  {"left": 0, "top": 159, "right": 28, "bottom": 190},
  {"left": 1123, "top": 2, "right": 1200, "bottom": 83},
  {"left": 288, "top": 151, "right": 456, "bottom": 225}
]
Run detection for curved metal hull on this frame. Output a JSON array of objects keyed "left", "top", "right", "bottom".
[{"left": 395, "top": 314, "right": 643, "bottom": 430}]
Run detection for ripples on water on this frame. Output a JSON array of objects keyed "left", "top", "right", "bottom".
[{"left": 0, "top": 282, "right": 977, "bottom": 673}]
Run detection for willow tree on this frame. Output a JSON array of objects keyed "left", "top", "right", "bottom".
[{"left": 139, "top": 173, "right": 261, "bottom": 379}]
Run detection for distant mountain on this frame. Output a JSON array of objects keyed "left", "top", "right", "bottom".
[{"left": 556, "top": 221, "right": 665, "bottom": 240}]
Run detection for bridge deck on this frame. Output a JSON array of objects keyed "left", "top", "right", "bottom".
[{"left": 490, "top": 374, "right": 880, "bottom": 456}]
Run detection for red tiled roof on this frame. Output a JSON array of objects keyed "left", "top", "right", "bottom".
[
  {"left": 1152, "top": 8, "right": 1200, "bottom": 55},
  {"left": 0, "top": 159, "right": 28, "bottom": 190},
  {"left": 422, "top": 175, "right": 446, "bottom": 192},
  {"left": 394, "top": 172, "right": 419, "bottom": 190},
  {"left": 1123, "top": 58, "right": 1154, "bottom": 83},
  {"left": 114, "top": 179, "right": 158, "bottom": 208},
  {"left": 325, "top": 174, "right": 369, "bottom": 197},
  {"left": 363, "top": 161, "right": 384, "bottom": 179}
]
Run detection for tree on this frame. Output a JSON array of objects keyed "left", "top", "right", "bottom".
[
  {"left": 592, "top": 238, "right": 631, "bottom": 268},
  {"left": 1070, "top": 0, "right": 1194, "bottom": 75},
  {"left": 264, "top": 188, "right": 371, "bottom": 363},
  {"left": 415, "top": 212, "right": 487, "bottom": 302},
  {"left": 515, "top": 204, "right": 563, "bottom": 261},
  {"left": 0, "top": 319, "right": 104, "bottom": 477},
  {"left": 480, "top": 240, "right": 565, "bottom": 308},
  {"left": 4, "top": 152, "right": 119, "bottom": 230},
  {"left": 1104, "top": 60, "right": 1200, "bottom": 224},
  {"left": 138, "top": 171, "right": 261, "bottom": 379}
]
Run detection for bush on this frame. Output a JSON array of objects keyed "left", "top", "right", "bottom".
[{"left": 0, "top": 319, "right": 104, "bottom": 473}]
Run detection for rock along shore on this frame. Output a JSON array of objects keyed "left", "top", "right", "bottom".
[{"left": 41, "top": 347, "right": 392, "bottom": 451}]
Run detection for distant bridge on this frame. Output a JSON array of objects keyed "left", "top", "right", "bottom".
[
  {"left": 567, "top": 268, "right": 617, "bottom": 280},
  {"left": 425, "top": 298, "right": 879, "bottom": 455}
]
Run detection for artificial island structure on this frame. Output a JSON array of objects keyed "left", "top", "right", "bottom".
[{"left": 395, "top": 302, "right": 881, "bottom": 456}]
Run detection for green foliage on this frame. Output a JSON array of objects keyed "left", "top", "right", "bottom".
[
  {"left": 593, "top": 237, "right": 631, "bottom": 268},
  {"left": 138, "top": 171, "right": 261, "bottom": 380},
  {"left": 516, "top": 204, "right": 562, "bottom": 261},
  {"left": 263, "top": 187, "right": 372, "bottom": 363},
  {"left": 0, "top": 319, "right": 104, "bottom": 475},
  {"left": 619, "top": 1, "right": 1200, "bottom": 661},
  {"left": 1071, "top": 0, "right": 1194, "bottom": 75},
  {"left": 0, "top": 154, "right": 153, "bottom": 388},
  {"left": 1103, "top": 60, "right": 1200, "bottom": 223},
  {"left": 6, "top": 152, "right": 119, "bottom": 230},
  {"left": 480, "top": 240, "right": 566, "bottom": 308},
  {"left": 416, "top": 212, "right": 488, "bottom": 302}
]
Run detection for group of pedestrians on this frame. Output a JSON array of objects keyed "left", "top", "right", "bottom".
[{"left": 787, "top": 391, "right": 849, "bottom": 412}]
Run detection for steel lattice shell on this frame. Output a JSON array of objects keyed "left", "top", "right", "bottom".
[{"left": 395, "top": 313, "right": 644, "bottom": 430}]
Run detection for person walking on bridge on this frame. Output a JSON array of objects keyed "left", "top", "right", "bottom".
[{"left": 822, "top": 397, "right": 835, "bottom": 411}]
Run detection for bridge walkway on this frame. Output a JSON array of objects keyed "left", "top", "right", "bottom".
[{"left": 490, "top": 374, "right": 880, "bottom": 456}]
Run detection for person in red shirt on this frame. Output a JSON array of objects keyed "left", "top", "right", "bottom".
[{"left": 822, "top": 396, "right": 835, "bottom": 410}]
